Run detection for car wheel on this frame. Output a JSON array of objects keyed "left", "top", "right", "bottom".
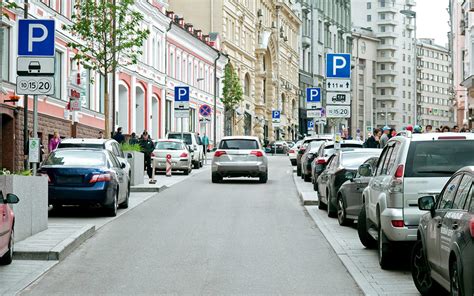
[
  {"left": 411, "top": 241, "right": 438, "bottom": 295},
  {"left": 327, "top": 189, "right": 337, "bottom": 218},
  {"left": 357, "top": 206, "right": 377, "bottom": 249},
  {"left": 105, "top": 190, "right": 119, "bottom": 217},
  {"left": 312, "top": 178, "right": 318, "bottom": 192},
  {"left": 337, "top": 194, "right": 351, "bottom": 226},
  {"left": 450, "top": 258, "right": 463, "bottom": 296},
  {"left": 119, "top": 183, "right": 130, "bottom": 209},
  {"left": 304, "top": 173, "right": 311, "bottom": 182},
  {"left": 193, "top": 161, "right": 199, "bottom": 169},
  {"left": 259, "top": 172, "right": 268, "bottom": 183},
  {"left": 378, "top": 225, "right": 392, "bottom": 269},
  {"left": 183, "top": 168, "right": 190, "bottom": 175},
  {"left": 0, "top": 230, "right": 13, "bottom": 265},
  {"left": 211, "top": 173, "right": 222, "bottom": 183},
  {"left": 296, "top": 166, "right": 301, "bottom": 176}
]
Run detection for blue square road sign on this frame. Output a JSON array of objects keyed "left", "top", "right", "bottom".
[
  {"left": 18, "top": 20, "right": 56, "bottom": 56},
  {"left": 174, "top": 86, "right": 190, "bottom": 102},
  {"left": 272, "top": 110, "right": 281, "bottom": 120},
  {"left": 326, "top": 53, "right": 351, "bottom": 78},
  {"left": 306, "top": 88, "right": 321, "bottom": 103}
]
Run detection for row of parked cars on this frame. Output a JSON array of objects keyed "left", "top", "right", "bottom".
[{"left": 290, "top": 132, "right": 474, "bottom": 296}]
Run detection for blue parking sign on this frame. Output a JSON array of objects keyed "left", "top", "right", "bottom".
[
  {"left": 307, "top": 120, "right": 314, "bottom": 131},
  {"left": 18, "top": 20, "right": 56, "bottom": 56},
  {"left": 306, "top": 88, "right": 321, "bottom": 103},
  {"left": 326, "top": 53, "right": 351, "bottom": 78},
  {"left": 174, "top": 86, "right": 190, "bottom": 102},
  {"left": 272, "top": 110, "right": 281, "bottom": 120}
]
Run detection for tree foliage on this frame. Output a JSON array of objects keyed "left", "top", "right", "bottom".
[
  {"left": 64, "top": 0, "right": 149, "bottom": 76},
  {"left": 2, "top": 1, "right": 21, "bottom": 20},
  {"left": 222, "top": 63, "right": 243, "bottom": 110}
]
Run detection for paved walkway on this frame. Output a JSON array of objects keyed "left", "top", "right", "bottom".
[{"left": 293, "top": 173, "right": 420, "bottom": 295}]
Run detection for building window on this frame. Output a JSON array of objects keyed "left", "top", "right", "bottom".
[
  {"left": 1, "top": 27, "right": 10, "bottom": 82},
  {"left": 367, "top": 2, "right": 371, "bottom": 9},
  {"left": 367, "top": 15, "right": 372, "bottom": 22},
  {"left": 165, "top": 100, "right": 172, "bottom": 134},
  {"left": 244, "top": 73, "right": 250, "bottom": 96},
  {"left": 169, "top": 51, "right": 174, "bottom": 77},
  {"left": 189, "top": 108, "right": 196, "bottom": 132},
  {"left": 55, "top": 50, "right": 63, "bottom": 100}
]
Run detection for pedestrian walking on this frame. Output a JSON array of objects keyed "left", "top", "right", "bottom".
[
  {"left": 48, "top": 131, "right": 61, "bottom": 152},
  {"left": 129, "top": 132, "right": 139, "bottom": 145},
  {"left": 364, "top": 128, "right": 381, "bottom": 148},
  {"left": 380, "top": 126, "right": 390, "bottom": 148},
  {"left": 202, "top": 133, "right": 209, "bottom": 154},
  {"left": 112, "top": 127, "right": 125, "bottom": 144},
  {"left": 139, "top": 133, "right": 155, "bottom": 179}
]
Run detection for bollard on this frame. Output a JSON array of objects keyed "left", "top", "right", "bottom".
[
  {"left": 166, "top": 154, "right": 172, "bottom": 177},
  {"left": 149, "top": 157, "right": 157, "bottom": 184}
]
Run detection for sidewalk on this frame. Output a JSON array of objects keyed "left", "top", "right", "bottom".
[
  {"left": 292, "top": 173, "right": 419, "bottom": 295},
  {"left": 0, "top": 165, "right": 210, "bottom": 296}
]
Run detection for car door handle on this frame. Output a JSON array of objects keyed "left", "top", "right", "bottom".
[{"left": 452, "top": 223, "right": 459, "bottom": 230}]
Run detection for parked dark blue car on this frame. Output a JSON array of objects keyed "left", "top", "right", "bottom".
[{"left": 39, "top": 149, "right": 130, "bottom": 216}]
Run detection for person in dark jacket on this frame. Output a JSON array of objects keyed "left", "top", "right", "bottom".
[
  {"left": 112, "top": 127, "right": 125, "bottom": 144},
  {"left": 365, "top": 128, "right": 381, "bottom": 148},
  {"left": 139, "top": 132, "right": 155, "bottom": 179},
  {"left": 129, "top": 132, "right": 139, "bottom": 145}
]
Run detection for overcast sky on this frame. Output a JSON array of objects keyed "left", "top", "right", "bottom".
[{"left": 414, "top": 0, "right": 450, "bottom": 47}]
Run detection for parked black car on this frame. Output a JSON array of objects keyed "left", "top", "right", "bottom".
[
  {"left": 317, "top": 149, "right": 382, "bottom": 218},
  {"left": 300, "top": 141, "right": 326, "bottom": 182},
  {"left": 39, "top": 148, "right": 130, "bottom": 217},
  {"left": 336, "top": 157, "right": 379, "bottom": 226},
  {"left": 296, "top": 135, "right": 333, "bottom": 176},
  {"left": 411, "top": 166, "right": 474, "bottom": 296}
]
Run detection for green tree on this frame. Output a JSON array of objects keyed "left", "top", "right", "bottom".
[
  {"left": 222, "top": 63, "right": 243, "bottom": 135},
  {"left": 64, "top": 0, "right": 149, "bottom": 137}
]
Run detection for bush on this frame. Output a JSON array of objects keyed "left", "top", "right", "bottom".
[{"left": 121, "top": 143, "right": 142, "bottom": 152}]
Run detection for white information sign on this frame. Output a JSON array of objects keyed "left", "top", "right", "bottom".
[
  {"left": 326, "top": 78, "right": 351, "bottom": 92},
  {"left": 17, "top": 57, "right": 55, "bottom": 76},
  {"left": 327, "top": 92, "right": 351, "bottom": 105},
  {"left": 326, "top": 105, "right": 351, "bottom": 118},
  {"left": 16, "top": 76, "right": 54, "bottom": 95},
  {"left": 307, "top": 109, "right": 322, "bottom": 118},
  {"left": 28, "top": 138, "right": 40, "bottom": 163}
]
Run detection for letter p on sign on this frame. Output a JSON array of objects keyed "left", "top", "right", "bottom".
[
  {"left": 18, "top": 19, "right": 56, "bottom": 56},
  {"left": 326, "top": 53, "right": 351, "bottom": 78}
]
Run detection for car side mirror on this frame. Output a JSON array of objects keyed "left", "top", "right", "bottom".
[
  {"left": 121, "top": 162, "right": 126, "bottom": 169},
  {"left": 345, "top": 171, "right": 356, "bottom": 181},
  {"left": 6, "top": 193, "right": 19, "bottom": 204},
  {"left": 418, "top": 195, "right": 436, "bottom": 216},
  {"left": 127, "top": 153, "right": 133, "bottom": 159},
  {"left": 358, "top": 164, "right": 372, "bottom": 177}
]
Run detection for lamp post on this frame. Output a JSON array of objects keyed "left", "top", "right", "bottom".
[{"left": 400, "top": 9, "right": 417, "bottom": 125}]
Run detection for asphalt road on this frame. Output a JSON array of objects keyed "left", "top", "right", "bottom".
[{"left": 22, "top": 156, "right": 361, "bottom": 295}]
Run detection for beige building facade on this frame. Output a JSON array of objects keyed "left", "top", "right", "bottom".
[{"left": 168, "top": 0, "right": 300, "bottom": 142}]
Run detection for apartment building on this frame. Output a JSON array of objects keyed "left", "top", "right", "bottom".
[
  {"left": 459, "top": 0, "right": 474, "bottom": 129},
  {"left": 417, "top": 39, "right": 455, "bottom": 128},
  {"left": 352, "top": 0, "right": 416, "bottom": 130}
]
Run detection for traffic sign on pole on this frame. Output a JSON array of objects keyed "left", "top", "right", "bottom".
[
  {"left": 327, "top": 92, "right": 351, "bottom": 105},
  {"left": 272, "top": 110, "right": 281, "bottom": 127},
  {"left": 17, "top": 57, "right": 55, "bottom": 76},
  {"left": 306, "top": 87, "right": 321, "bottom": 109},
  {"left": 326, "top": 53, "right": 351, "bottom": 78},
  {"left": 199, "top": 104, "right": 212, "bottom": 117},
  {"left": 307, "top": 120, "right": 314, "bottom": 131},
  {"left": 174, "top": 86, "right": 190, "bottom": 118},
  {"left": 18, "top": 19, "right": 56, "bottom": 56},
  {"left": 16, "top": 76, "right": 54, "bottom": 95}
]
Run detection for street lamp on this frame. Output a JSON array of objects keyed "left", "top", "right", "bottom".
[{"left": 400, "top": 9, "right": 417, "bottom": 125}]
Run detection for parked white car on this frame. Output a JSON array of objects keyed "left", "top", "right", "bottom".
[
  {"left": 288, "top": 140, "right": 303, "bottom": 166},
  {"left": 153, "top": 139, "right": 193, "bottom": 175}
]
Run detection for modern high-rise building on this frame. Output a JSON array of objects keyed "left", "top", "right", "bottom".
[
  {"left": 352, "top": 0, "right": 416, "bottom": 130},
  {"left": 296, "top": 0, "right": 352, "bottom": 136},
  {"left": 416, "top": 39, "right": 455, "bottom": 128}
]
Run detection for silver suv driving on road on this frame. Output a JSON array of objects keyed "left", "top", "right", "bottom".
[{"left": 358, "top": 132, "right": 474, "bottom": 269}]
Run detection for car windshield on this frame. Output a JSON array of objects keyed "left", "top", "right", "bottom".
[
  {"left": 341, "top": 152, "right": 382, "bottom": 170},
  {"left": 155, "top": 141, "right": 184, "bottom": 150},
  {"left": 219, "top": 139, "right": 259, "bottom": 150},
  {"left": 44, "top": 150, "right": 106, "bottom": 167},
  {"left": 168, "top": 133, "right": 192, "bottom": 145},
  {"left": 405, "top": 140, "right": 474, "bottom": 177},
  {"left": 58, "top": 143, "right": 104, "bottom": 149}
]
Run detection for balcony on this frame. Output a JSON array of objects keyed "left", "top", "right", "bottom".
[
  {"left": 376, "top": 82, "right": 398, "bottom": 89},
  {"left": 377, "top": 19, "right": 399, "bottom": 26},
  {"left": 377, "top": 44, "right": 399, "bottom": 51},
  {"left": 406, "top": 23, "right": 415, "bottom": 31},
  {"left": 377, "top": 31, "right": 398, "bottom": 38},
  {"left": 406, "top": 0, "right": 416, "bottom": 6},
  {"left": 376, "top": 95, "right": 398, "bottom": 101},
  {"left": 302, "top": 34, "right": 311, "bottom": 48},
  {"left": 378, "top": 56, "right": 398, "bottom": 63},
  {"left": 377, "top": 69, "right": 399, "bottom": 76},
  {"left": 377, "top": 6, "right": 398, "bottom": 13}
]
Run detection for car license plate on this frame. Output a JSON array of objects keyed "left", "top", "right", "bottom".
[{"left": 56, "top": 175, "right": 83, "bottom": 184}]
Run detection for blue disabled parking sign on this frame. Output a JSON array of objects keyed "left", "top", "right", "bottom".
[
  {"left": 18, "top": 20, "right": 56, "bottom": 56},
  {"left": 326, "top": 53, "right": 351, "bottom": 78}
]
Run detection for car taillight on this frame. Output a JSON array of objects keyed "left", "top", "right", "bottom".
[
  {"left": 394, "top": 164, "right": 404, "bottom": 178},
  {"left": 89, "top": 173, "right": 111, "bottom": 183},
  {"left": 470, "top": 218, "right": 474, "bottom": 238},
  {"left": 250, "top": 150, "right": 264, "bottom": 157},
  {"left": 391, "top": 220, "right": 404, "bottom": 228},
  {"left": 214, "top": 151, "right": 226, "bottom": 157},
  {"left": 316, "top": 158, "right": 326, "bottom": 164},
  {"left": 289, "top": 149, "right": 295, "bottom": 153},
  {"left": 180, "top": 152, "right": 188, "bottom": 158},
  {"left": 41, "top": 173, "right": 51, "bottom": 183}
]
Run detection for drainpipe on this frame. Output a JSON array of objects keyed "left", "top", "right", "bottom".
[{"left": 163, "top": 19, "right": 173, "bottom": 134}]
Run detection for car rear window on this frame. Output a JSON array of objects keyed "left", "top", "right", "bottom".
[
  {"left": 44, "top": 150, "right": 106, "bottom": 166},
  {"left": 323, "top": 144, "right": 363, "bottom": 156},
  {"left": 405, "top": 140, "right": 474, "bottom": 177},
  {"left": 219, "top": 139, "right": 259, "bottom": 150},
  {"left": 168, "top": 133, "right": 192, "bottom": 145},
  {"left": 57, "top": 143, "right": 104, "bottom": 149},
  {"left": 341, "top": 152, "right": 381, "bottom": 169},
  {"left": 155, "top": 141, "right": 184, "bottom": 150}
]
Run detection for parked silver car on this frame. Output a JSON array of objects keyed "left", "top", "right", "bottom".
[
  {"left": 211, "top": 136, "right": 268, "bottom": 183},
  {"left": 153, "top": 139, "right": 193, "bottom": 175}
]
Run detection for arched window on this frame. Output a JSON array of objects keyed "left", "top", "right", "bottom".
[
  {"left": 281, "top": 93, "right": 286, "bottom": 114},
  {"left": 244, "top": 73, "right": 251, "bottom": 96}
]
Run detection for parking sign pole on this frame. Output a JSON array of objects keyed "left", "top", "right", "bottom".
[
  {"left": 32, "top": 94, "right": 38, "bottom": 175},
  {"left": 22, "top": 0, "right": 29, "bottom": 171}
]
